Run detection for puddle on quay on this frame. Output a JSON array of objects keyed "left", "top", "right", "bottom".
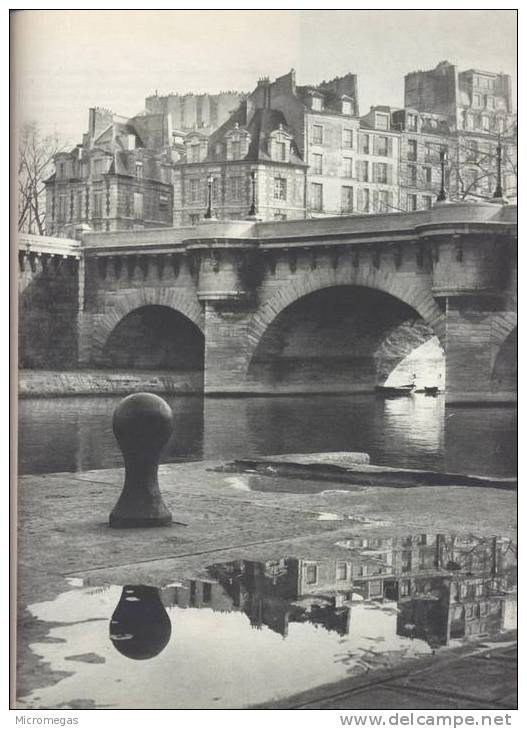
[
  {"left": 18, "top": 532, "right": 517, "bottom": 710},
  {"left": 221, "top": 472, "right": 366, "bottom": 495}
]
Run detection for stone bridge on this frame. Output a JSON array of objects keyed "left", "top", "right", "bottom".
[{"left": 18, "top": 202, "right": 517, "bottom": 403}]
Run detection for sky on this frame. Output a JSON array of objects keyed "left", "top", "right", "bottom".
[{"left": 12, "top": 9, "right": 517, "bottom": 145}]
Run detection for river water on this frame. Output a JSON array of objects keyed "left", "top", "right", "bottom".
[{"left": 18, "top": 393, "right": 516, "bottom": 477}]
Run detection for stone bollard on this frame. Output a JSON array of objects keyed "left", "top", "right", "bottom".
[
  {"left": 109, "top": 585, "right": 172, "bottom": 660},
  {"left": 109, "top": 392, "right": 173, "bottom": 528}
]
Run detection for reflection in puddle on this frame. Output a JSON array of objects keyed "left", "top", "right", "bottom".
[
  {"left": 19, "top": 533, "right": 516, "bottom": 710},
  {"left": 110, "top": 586, "right": 171, "bottom": 660}
]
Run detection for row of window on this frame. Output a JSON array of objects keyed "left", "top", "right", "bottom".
[
  {"left": 55, "top": 190, "right": 170, "bottom": 222},
  {"left": 57, "top": 157, "right": 168, "bottom": 183},
  {"left": 308, "top": 184, "right": 434, "bottom": 214},
  {"left": 310, "top": 183, "right": 395, "bottom": 214},
  {"left": 304, "top": 561, "right": 351, "bottom": 585},
  {"left": 186, "top": 176, "right": 293, "bottom": 204},
  {"left": 186, "top": 176, "right": 248, "bottom": 203},
  {"left": 405, "top": 164, "right": 434, "bottom": 187},
  {"left": 189, "top": 138, "right": 249, "bottom": 163},
  {"left": 407, "top": 194, "right": 434, "bottom": 211},
  {"left": 310, "top": 155, "right": 394, "bottom": 183},
  {"left": 311, "top": 126, "right": 394, "bottom": 156},
  {"left": 462, "top": 113, "right": 505, "bottom": 133},
  {"left": 406, "top": 139, "right": 445, "bottom": 162},
  {"left": 310, "top": 96, "right": 354, "bottom": 115},
  {"left": 473, "top": 76, "right": 495, "bottom": 90},
  {"left": 473, "top": 94, "right": 496, "bottom": 110}
]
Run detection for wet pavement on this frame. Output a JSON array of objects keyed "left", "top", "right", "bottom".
[{"left": 16, "top": 458, "right": 517, "bottom": 710}]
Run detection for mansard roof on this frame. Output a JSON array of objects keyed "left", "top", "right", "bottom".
[
  {"left": 246, "top": 108, "right": 303, "bottom": 163},
  {"left": 108, "top": 151, "right": 131, "bottom": 175},
  {"left": 297, "top": 86, "right": 344, "bottom": 114},
  {"left": 205, "top": 102, "right": 305, "bottom": 164}
]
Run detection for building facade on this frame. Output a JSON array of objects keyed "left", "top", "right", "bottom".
[
  {"left": 45, "top": 63, "right": 516, "bottom": 235},
  {"left": 144, "top": 90, "right": 246, "bottom": 135},
  {"left": 172, "top": 102, "right": 307, "bottom": 224},
  {"left": 247, "top": 71, "right": 400, "bottom": 217},
  {"left": 403, "top": 61, "right": 517, "bottom": 205},
  {"left": 45, "top": 108, "right": 174, "bottom": 236}
]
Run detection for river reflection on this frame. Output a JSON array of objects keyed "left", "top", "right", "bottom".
[
  {"left": 18, "top": 394, "right": 516, "bottom": 477},
  {"left": 19, "top": 532, "right": 517, "bottom": 710}
]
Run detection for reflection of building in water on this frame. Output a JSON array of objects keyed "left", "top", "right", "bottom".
[
  {"left": 381, "top": 396, "right": 444, "bottom": 459},
  {"left": 157, "top": 534, "right": 515, "bottom": 646},
  {"left": 336, "top": 533, "right": 516, "bottom": 648},
  {"left": 160, "top": 558, "right": 353, "bottom": 638}
]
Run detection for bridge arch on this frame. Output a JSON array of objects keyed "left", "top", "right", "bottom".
[
  {"left": 90, "top": 287, "right": 204, "bottom": 366},
  {"left": 490, "top": 312, "right": 517, "bottom": 371},
  {"left": 490, "top": 314, "right": 517, "bottom": 393},
  {"left": 246, "top": 268, "right": 446, "bottom": 370}
]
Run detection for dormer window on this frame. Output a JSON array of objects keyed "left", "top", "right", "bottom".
[
  {"left": 190, "top": 145, "right": 200, "bottom": 162},
  {"left": 231, "top": 140, "right": 241, "bottom": 159},
  {"left": 342, "top": 100, "right": 352, "bottom": 116},
  {"left": 93, "top": 158, "right": 106, "bottom": 177},
  {"left": 312, "top": 96, "right": 323, "bottom": 112},
  {"left": 375, "top": 113, "right": 389, "bottom": 130},
  {"left": 407, "top": 114, "right": 417, "bottom": 131},
  {"left": 226, "top": 126, "right": 250, "bottom": 161},
  {"left": 269, "top": 125, "right": 293, "bottom": 163}
]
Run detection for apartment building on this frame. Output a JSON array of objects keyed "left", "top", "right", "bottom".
[
  {"left": 172, "top": 101, "right": 307, "bottom": 224},
  {"left": 45, "top": 108, "right": 174, "bottom": 236},
  {"left": 45, "top": 63, "right": 516, "bottom": 236},
  {"left": 403, "top": 61, "right": 517, "bottom": 204},
  {"left": 247, "top": 70, "right": 400, "bottom": 217}
]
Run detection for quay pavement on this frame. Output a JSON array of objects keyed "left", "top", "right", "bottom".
[{"left": 17, "top": 455, "right": 517, "bottom": 710}]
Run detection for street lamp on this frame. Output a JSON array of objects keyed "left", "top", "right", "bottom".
[
  {"left": 437, "top": 148, "right": 448, "bottom": 202},
  {"left": 204, "top": 174, "right": 214, "bottom": 219},
  {"left": 492, "top": 140, "right": 504, "bottom": 199},
  {"left": 248, "top": 170, "right": 257, "bottom": 217}
]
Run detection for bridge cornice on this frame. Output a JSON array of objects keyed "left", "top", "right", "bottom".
[
  {"left": 17, "top": 233, "right": 82, "bottom": 259},
  {"left": 80, "top": 202, "right": 516, "bottom": 257}
]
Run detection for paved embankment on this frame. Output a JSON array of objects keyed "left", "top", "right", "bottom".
[
  {"left": 257, "top": 641, "right": 517, "bottom": 710},
  {"left": 18, "top": 369, "right": 203, "bottom": 397},
  {"left": 17, "top": 456, "right": 517, "bottom": 709}
]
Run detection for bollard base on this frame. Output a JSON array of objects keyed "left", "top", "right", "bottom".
[{"left": 109, "top": 513, "right": 173, "bottom": 529}]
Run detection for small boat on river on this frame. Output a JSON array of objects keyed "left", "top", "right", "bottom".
[
  {"left": 375, "top": 383, "right": 416, "bottom": 398},
  {"left": 424, "top": 386, "right": 439, "bottom": 396}
]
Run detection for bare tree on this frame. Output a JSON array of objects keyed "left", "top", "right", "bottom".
[
  {"left": 18, "top": 122, "right": 68, "bottom": 235},
  {"left": 399, "top": 120, "right": 517, "bottom": 209}
]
